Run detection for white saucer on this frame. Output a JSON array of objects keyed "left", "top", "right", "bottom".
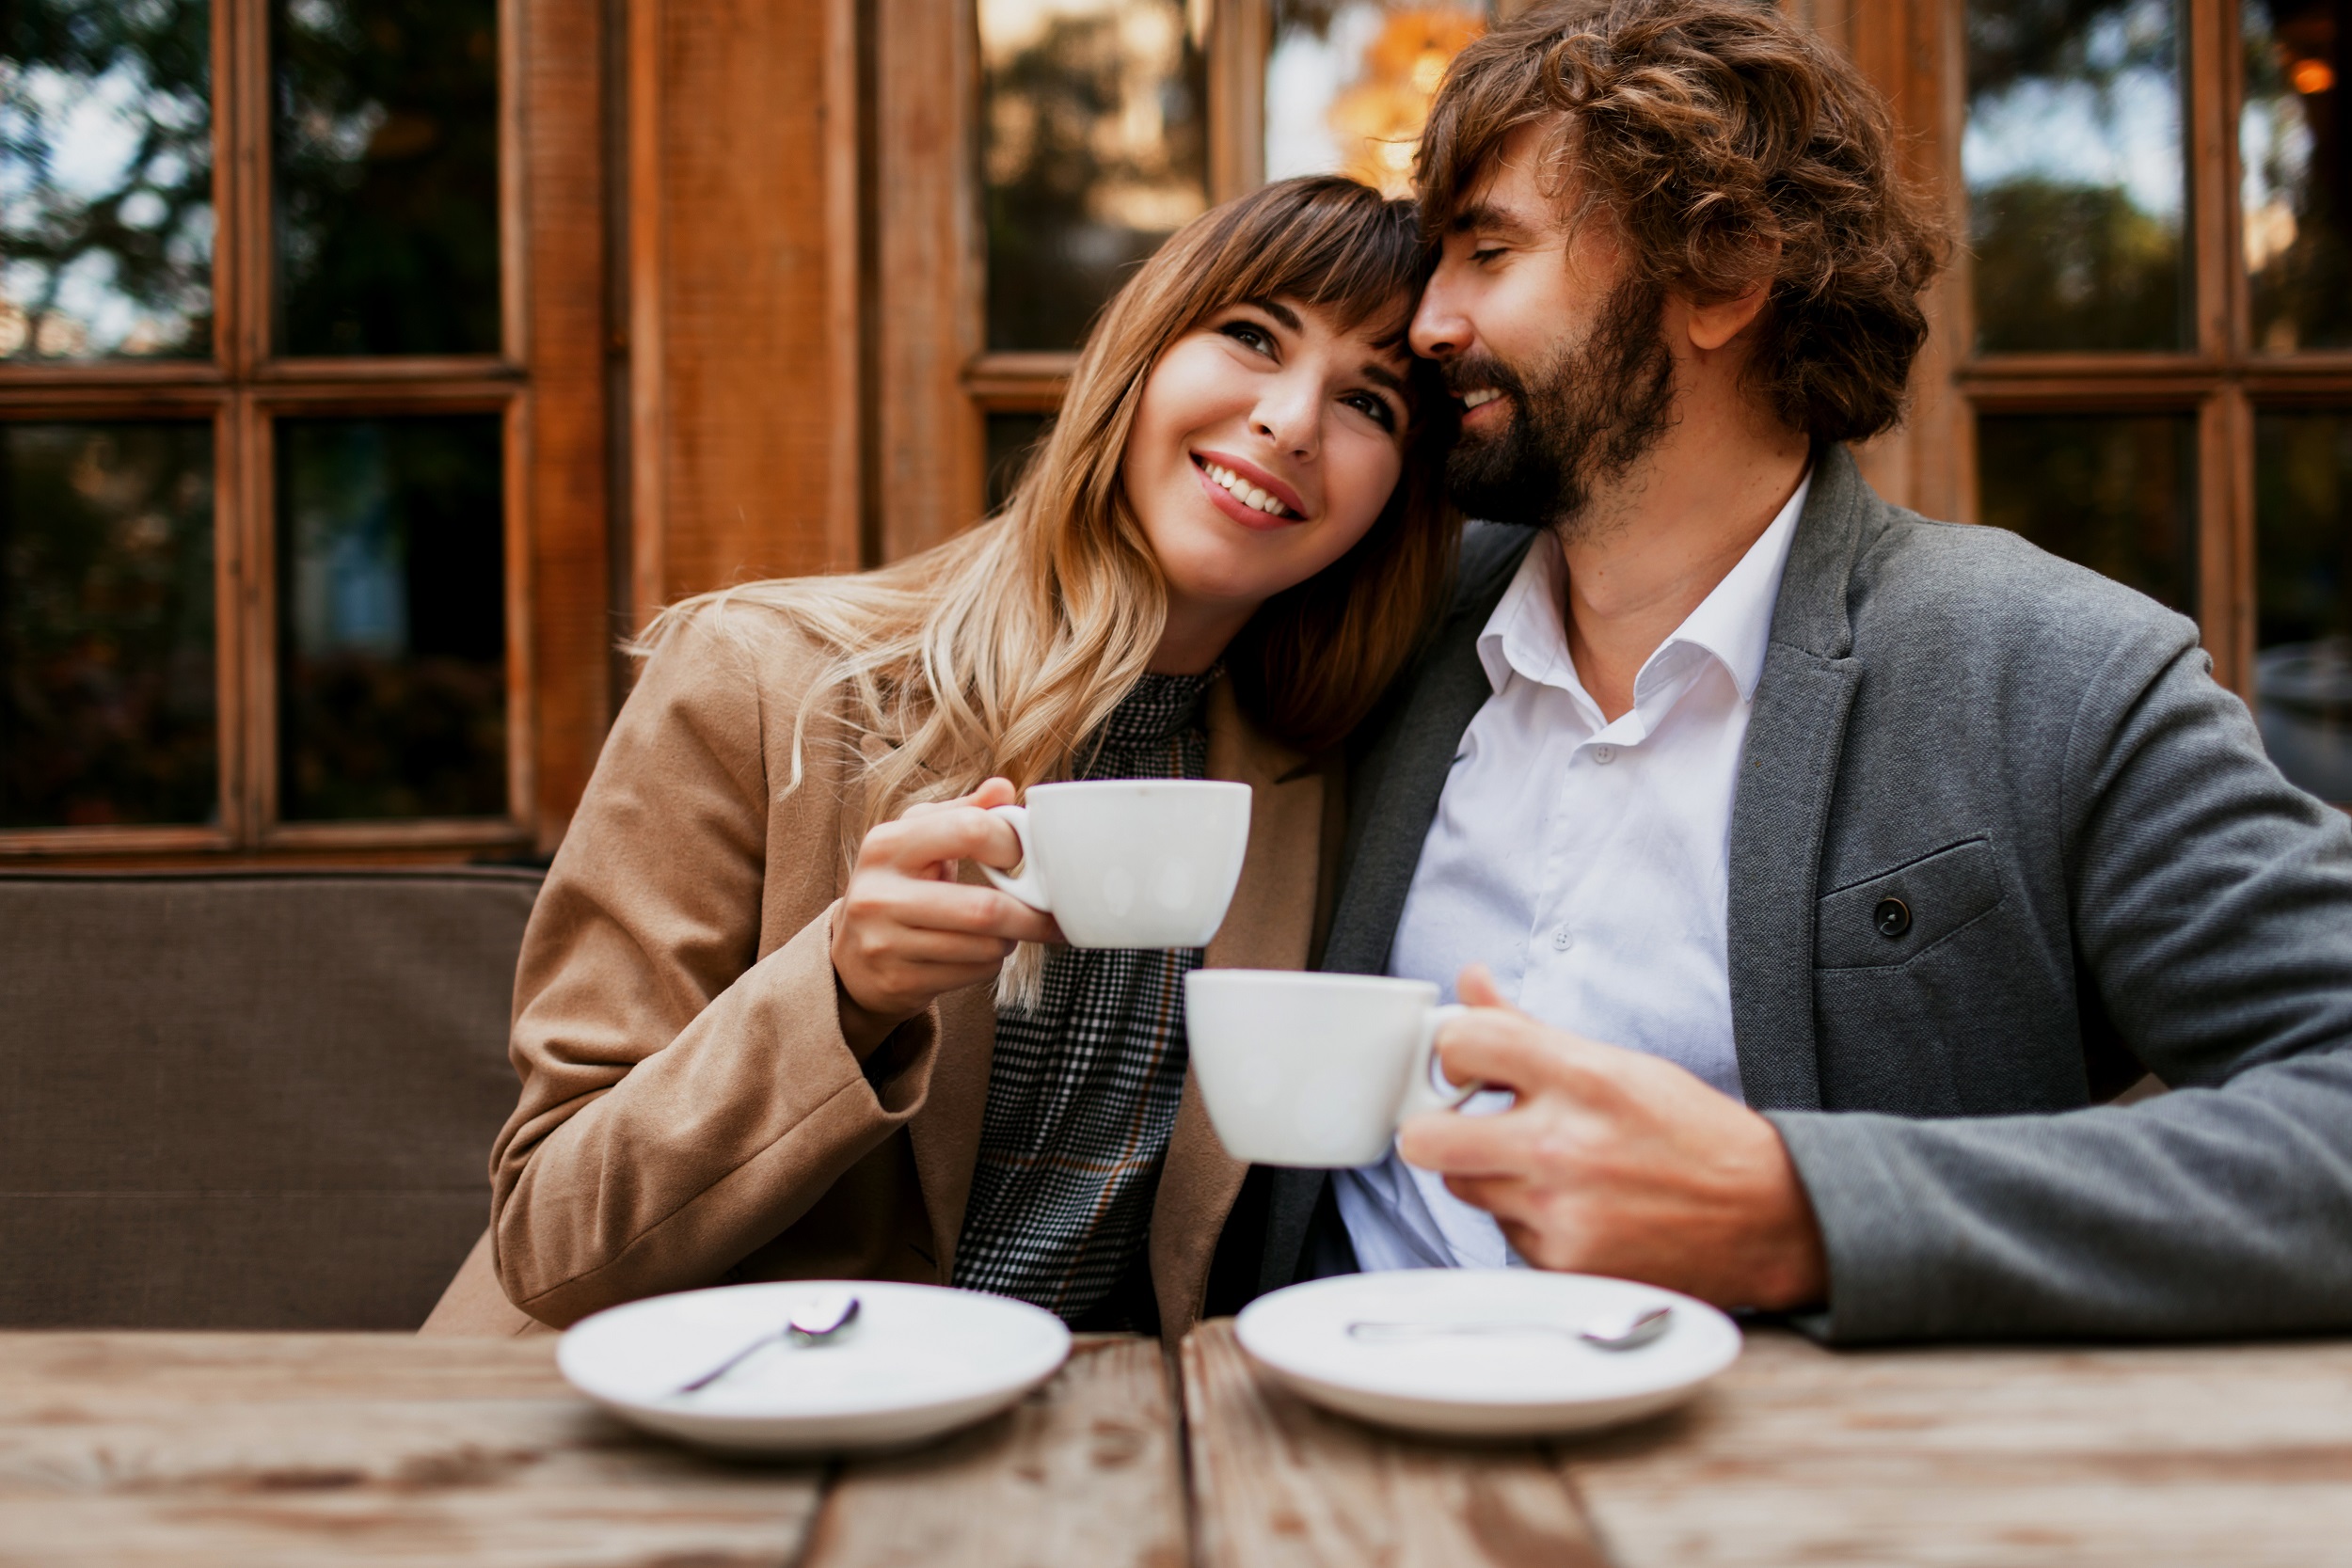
[
  {"left": 558, "top": 1280, "right": 1071, "bottom": 1455},
  {"left": 1235, "top": 1271, "right": 1740, "bottom": 1438}
]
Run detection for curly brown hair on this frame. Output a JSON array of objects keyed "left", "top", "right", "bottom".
[{"left": 1417, "top": 0, "right": 1950, "bottom": 445}]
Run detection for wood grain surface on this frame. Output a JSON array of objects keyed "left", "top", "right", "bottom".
[
  {"left": 1182, "top": 1319, "right": 1605, "bottom": 1568},
  {"left": 1558, "top": 1329, "right": 2352, "bottom": 1568},
  {"left": 0, "top": 1333, "right": 821, "bottom": 1568},
  {"left": 800, "top": 1336, "right": 1184, "bottom": 1568}
]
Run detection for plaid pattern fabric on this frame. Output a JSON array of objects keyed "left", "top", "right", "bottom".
[{"left": 950, "top": 672, "right": 1215, "bottom": 1323}]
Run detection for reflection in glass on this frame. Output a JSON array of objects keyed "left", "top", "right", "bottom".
[
  {"left": 2255, "top": 411, "right": 2352, "bottom": 800},
  {"left": 273, "top": 0, "right": 499, "bottom": 356},
  {"left": 0, "top": 0, "right": 213, "bottom": 359},
  {"left": 979, "top": 0, "right": 1207, "bottom": 352},
  {"left": 985, "top": 412, "right": 1052, "bottom": 514},
  {"left": 1265, "top": 3, "right": 1486, "bottom": 198},
  {"left": 0, "top": 422, "right": 215, "bottom": 827},
  {"left": 2244, "top": 1, "right": 2348, "bottom": 352},
  {"left": 1977, "top": 413, "right": 2197, "bottom": 613},
  {"left": 277, "top": 416, "right": 504, "bottom": 820},
  {"left": 1963, "top": 0, "right": 2188, "bottom": 352}
]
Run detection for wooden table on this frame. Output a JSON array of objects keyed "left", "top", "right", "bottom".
[{"left": 6, "top": 1323, "right": 2350, "bottom": 1567}]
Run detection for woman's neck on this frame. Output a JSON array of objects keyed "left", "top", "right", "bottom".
[{"left": 1149, "top": 594, "right": 1256, "bottom": 674}]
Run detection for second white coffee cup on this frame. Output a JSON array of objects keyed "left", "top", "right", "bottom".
[
  {"left": 1183, "top": 970, "right": 1478, "bottom": 1167},
  {"left": 980, "top": 779, "right": 1251, "bottom": 948}
]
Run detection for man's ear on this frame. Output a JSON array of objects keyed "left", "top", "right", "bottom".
[{"left": 1684, "top": 281, "right": 1772, "bottom": 353}]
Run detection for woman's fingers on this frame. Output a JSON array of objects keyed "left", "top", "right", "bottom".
[{"left": 867, "top": 804, "right": 1025, "bottom": 874}]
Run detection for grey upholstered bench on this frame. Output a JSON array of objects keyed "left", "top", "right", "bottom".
[{"left": 0, "top": 868, "right": 538, "bottom": 1330}]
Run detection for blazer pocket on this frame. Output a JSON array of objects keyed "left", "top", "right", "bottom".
[{"left": 1815, "top": 837, "right": 2003, "bottom": 971}]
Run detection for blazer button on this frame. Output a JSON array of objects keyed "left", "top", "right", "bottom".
[{"left": 1874, "top": 897, "right": 1912, "bottom": 939}]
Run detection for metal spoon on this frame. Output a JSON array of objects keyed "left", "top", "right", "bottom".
[
  {"left": 673, "top": 1291, "right": 862, "bottom": 1395},
  {"left": 1345, "top": 1301, "right": 1673, "bottom": 1352}
]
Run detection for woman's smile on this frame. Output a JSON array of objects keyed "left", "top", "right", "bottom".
[{"left": 1190, "top": 450, "right": 1309, "bottom": 529}]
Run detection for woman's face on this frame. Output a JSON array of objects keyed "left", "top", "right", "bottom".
[{"left": 1122, "top": 294, "right": 1413, "bottom": 665}]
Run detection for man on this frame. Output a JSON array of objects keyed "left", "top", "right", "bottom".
[{"left": 1260, "top": 0, "right": 2352, "bottom": 1339}]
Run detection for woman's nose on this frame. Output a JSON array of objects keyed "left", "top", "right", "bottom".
[{"left": 1251, "top": 373, "right": 1321, "bottom": 458}]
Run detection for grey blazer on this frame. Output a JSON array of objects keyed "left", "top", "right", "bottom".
[{"left": 1267, "top": 443, "right": 2352, "bottom": 1342}]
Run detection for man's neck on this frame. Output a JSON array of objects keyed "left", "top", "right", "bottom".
[{"left": 1556, "top": 421, "right": 1810, "bottom": 722}]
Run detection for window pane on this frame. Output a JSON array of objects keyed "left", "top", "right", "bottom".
[
  {"left": 1964, "top": 0, "right": 2189, "bottom": 352},
  {"left": 2243, "top": 1, "right": 2349, "bottom": 352},
  {"left": 0, "top": 421, "right": 215, "bottom": 827},
  {"left": 1977, "top": 413, "right": 2197, "bottom": 614},
  {"left": 277, "top": 415, "right": 504, "bottom": 820},
  {"left": 273, "top": 0, "right": 499, "bottom": 356},
  {"left": 979, "top": 0, "right": 1207, "bottom": 352},
  {"left": 1265, "top": 2, "right": 1487, "bottom": 197},
  {"left": 2255, "top": 411, "right": 2352, "bottom": 800},
  {"left": 0, "top": 0, "right": 213, "bottom": 360}
]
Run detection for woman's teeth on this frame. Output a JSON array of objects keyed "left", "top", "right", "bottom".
[
  {"left": 1200, "top": 460, "right": 1295, "bottom": 518},
  {"left": 1461, "top": 388, "right": 1502, "bottom": 410}
]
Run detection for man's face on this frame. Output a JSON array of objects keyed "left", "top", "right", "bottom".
[{"left": 1411, "top": 125, "right": 1676, "bottom": 534}]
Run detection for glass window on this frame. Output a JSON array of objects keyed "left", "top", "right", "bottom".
[
  {"left": 2243, "top": 0, "right": 2348, "bottom": 353},
  {"left": 977, "top": 0, "right": 1208, "bottom": 352},
  {"left": 0, "top": 0, "right": 214, "bottom": 360},
  {"left": 277, "top": 415, "right": 504, "bottom": 820},
  {"left": 2254, "top": 410, "right": 2352, "bottom": 800},
  {"left": 1977, "top": 412, "right": 2198, "bottom": 613},
  {"left": 1963, "top": 0, "right": 2189, "bottom": 353},
  {"left": 1264, "top": 2, "right": 1487, "bottom": 198},
  {"left": 0, "top": 421, "right": 216, "bottom": 827},
  {"left": 273, "top": 0, "right": 501, "bottom": 356}
]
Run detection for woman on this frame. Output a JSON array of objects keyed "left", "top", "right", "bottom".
[{"left": 423, "top": 177, "right": 1456, "bottom": 1340}]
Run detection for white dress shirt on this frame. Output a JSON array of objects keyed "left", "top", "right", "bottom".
[{"left": 1335, "top": 472, "right": 1811, "bottom": 1273}]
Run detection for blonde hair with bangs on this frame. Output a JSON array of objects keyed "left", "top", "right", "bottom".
[{"left": 637, "top": 177, "right": 1457, "bottom": 882}]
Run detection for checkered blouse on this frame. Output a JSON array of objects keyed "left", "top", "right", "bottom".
[{"left": 949, "top": 672, "right": 1216, "bottom": 1323}]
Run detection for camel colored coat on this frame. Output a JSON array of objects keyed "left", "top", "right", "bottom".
[{"left": 421, "top": 602, "right": 1341, "bottom": 1338}]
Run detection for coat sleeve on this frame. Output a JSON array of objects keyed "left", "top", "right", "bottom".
[
  {"left": 489, "top": 609, "right": 940, "bottom": 1327},
  {"left": 1772, "top": 630, "right": 2352, "bottom": 1341}
]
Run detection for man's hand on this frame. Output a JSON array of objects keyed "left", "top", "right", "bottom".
[
  {"left": 831, "top": 777, "right": 1059, "bottom": 1055},
  {"left": 1396, "top": 965, "right": 1828, "bottom": 1311}
]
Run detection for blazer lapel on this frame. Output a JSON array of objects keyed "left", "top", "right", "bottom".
[
  {"left": 1152, "top": 680, "right": 1325, "bottom": 1333},
  {"left": 1727, "top": 446, "right": 1871, "bottom": 1112}
]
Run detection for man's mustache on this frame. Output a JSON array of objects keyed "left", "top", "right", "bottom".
[{"left": 1439, "top": 352, "right": 1529, "bottom": 405}]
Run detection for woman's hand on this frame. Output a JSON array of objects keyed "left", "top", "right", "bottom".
[{"left": 831, "top": 777, "right": 1058, "bottom": 1055}]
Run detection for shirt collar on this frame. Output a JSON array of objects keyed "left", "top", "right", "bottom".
[{"left": 1475, "top": 467, "right": 1811, "bottom": 708}]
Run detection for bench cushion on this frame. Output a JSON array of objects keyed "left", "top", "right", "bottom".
[{"left": 0, "top": 869, "right": 537, "bottom": 1329}]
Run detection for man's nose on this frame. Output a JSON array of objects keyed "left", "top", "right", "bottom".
[{"left": 1412, "top": 263, "right": 1473, "bottom": 360}]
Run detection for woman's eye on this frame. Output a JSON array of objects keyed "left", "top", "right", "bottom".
[
  {"left": 1343, "top": 391, "right": 1398, "bottom": 431},
  {"left": 1219, "top": 321, "right": 1275, "bottom": 355}
]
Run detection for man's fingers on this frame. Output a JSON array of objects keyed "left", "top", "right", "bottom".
[
  {"left": 1431, "top": 1010, "right": 1598, "bottom": 1098},
  {"left": 1395, "top": 1104, "right": 1537, "bottom": 1176}
]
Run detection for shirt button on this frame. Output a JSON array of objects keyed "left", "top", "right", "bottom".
[
  {"left": 1592, "top": 744, "right": 1616, "bottom": 764},
  {"left": 1550, "top": 927, "right": 1575, "bottom": 951}
]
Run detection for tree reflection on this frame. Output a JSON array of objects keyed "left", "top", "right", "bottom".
[
  {"left": 981, "top": 0, "right": 1206, "bottom": 352},
  {"left": 1965, "top": 0, "right": 2188, "bottom": 352},
  {"left": 0, "top": 0, "right": 213, "bottom": 359}
]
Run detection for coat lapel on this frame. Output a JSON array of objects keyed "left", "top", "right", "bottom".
[
  {"left": 1150, "top": 679, "right": 1328, "bottom": 1332},
  {"left": 1726, "top": 446, "right": 1871, "bottom": 1112}
]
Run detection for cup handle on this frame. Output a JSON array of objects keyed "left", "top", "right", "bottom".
[
  {"left": 977, "top": 803, "right": 1053, "bottom": 912},
  {"left": 1397, "top": 1002, "right": 1481, "bottom": 1121}
]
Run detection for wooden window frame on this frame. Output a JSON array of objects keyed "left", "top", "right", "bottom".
[
  {"left": 1826, "top": 0, "right": 2352, "bottom": 702},
  {"left": 0, "top": 0, "right": 611, "bottom": 866}
]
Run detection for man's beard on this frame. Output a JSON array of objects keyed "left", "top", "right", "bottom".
[{"left": 1442, "top": 280, "right": 1677, "bottom": 536}]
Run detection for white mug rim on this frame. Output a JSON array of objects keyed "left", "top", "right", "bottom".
[
  {"left": 1184, "top": 970, "right": 1438, "bottom": 998},
  {"left": 1022, "top": 779, "right": 1251, "bottom": 800}
]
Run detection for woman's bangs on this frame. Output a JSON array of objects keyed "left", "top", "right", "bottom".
[{"left": 1190, "top": 179, "right": 1429, "bottom": 349}]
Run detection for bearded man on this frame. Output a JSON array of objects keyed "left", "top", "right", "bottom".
[{"left": 1241, "top": 0, "right": 2352, "bottom": 1339}]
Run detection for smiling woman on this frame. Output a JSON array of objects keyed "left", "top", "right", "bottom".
[{"left": 438, "top": 176, "right": 1460, "bottom": 1343}]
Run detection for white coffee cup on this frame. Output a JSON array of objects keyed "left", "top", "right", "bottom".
[
  {"left": 1183, "top": 970, "right": 1478, "bottom": 1167},
  {"left": 980, "top": 780, "right": 1251, "bottom": 949}
]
